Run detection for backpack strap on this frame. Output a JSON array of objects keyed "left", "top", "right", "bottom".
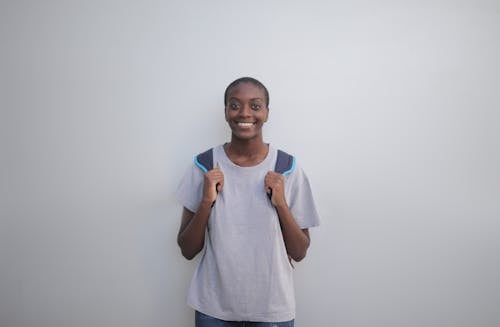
[
  {"left": 274, "top": 150, "right": 296, "bottom": 268},
  {"left": 275, "top": 149, "right": 295, "bottom": 176},
  {"left": 267, "top": 149, "right": 295, "bottom": 202},
  {"left": 195, "top": 148, "right": 295, "bottom": 175},
  {"left": 194, "top": 148, "right": 213, "bottom": 173}
]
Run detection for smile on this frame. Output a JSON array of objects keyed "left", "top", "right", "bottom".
[{"left": 237, "top": 122, "right": 255, "bottom": 127}]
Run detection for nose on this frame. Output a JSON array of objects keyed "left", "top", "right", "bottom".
[{"left": 239, "top": 104, "right": 252, "bottom": 117}]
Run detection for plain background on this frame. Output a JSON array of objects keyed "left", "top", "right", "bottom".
[{"left": 1, "top": 1, "right": 499, "bottom": 326}]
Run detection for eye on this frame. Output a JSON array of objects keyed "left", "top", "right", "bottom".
[
  {"left": 250, "top": 103, "right": 261, "bottom": 110},
  {"left": 229, "top": 103, "right": 240, "bottom": 110}
]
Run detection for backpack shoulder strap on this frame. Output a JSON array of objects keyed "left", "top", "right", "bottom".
[
  {"left": 194, "top": 148, "right": 213, "bottom": 173},
  {"left": 195, "top": 148, "right": 295, "bottom": 175},
  {"left": 275, "top": 149, "right": 296, "bottom": 176}
]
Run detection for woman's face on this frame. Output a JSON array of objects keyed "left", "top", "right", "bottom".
[{"left": 225, "top": 82, "right": 269, "bottom": 141}]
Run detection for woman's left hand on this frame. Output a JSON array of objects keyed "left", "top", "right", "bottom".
[{"left": 264, "top": 171, "right": 287, "bottom": 207}]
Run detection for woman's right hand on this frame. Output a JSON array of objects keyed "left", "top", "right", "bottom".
[{"left": 202, "top": 168, "right": 224, "bottom": 204}]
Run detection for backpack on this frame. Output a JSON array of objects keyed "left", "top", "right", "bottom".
[{"left": 194, "top": 148, "right": 295, "bottom": 175}]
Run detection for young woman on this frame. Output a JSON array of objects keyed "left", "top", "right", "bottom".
[{"left": 176, "top": 77, "right": 320, "bottom": 327}]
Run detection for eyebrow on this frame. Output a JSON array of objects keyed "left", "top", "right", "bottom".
[{"left": 228, "top": 97, "right": 263, "bottom": 102}]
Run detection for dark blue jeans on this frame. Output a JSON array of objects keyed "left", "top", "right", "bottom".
[{"left": 195, "top": 311, "right": 295, "bottom": 327}]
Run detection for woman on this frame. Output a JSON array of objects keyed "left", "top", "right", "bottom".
[{"left": 176, "top": 77, "right": 320, "bottom": 326}]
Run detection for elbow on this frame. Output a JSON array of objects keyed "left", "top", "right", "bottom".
[
  {"left": 177, "top": 237, "right": 191, "bottom": 260},
  {"left": 181, "top": 250, "right": 197, "bottom": 260},
  {"left": 179, "top": 245, "right": 198, "bottom": 260},
  {"left": 177, "top": 237, "right": 200, "bottom": 260},
  {"left": 290, "top": 250, "right": 307, "bottom": 262},
  {"left": 289, "top": 238, "right": 310, "bottom": 262}
]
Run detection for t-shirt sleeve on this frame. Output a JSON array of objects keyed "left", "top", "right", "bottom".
[
  {"left": 176, "top": 162, "right": 204, "bottom": 213},
  {"left": 286, "top": 162, "right": 321, "bottom": 229}
]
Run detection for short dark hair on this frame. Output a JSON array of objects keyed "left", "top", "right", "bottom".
[{"left": 224, "top": 77, "right": 270, "bottom": 107}]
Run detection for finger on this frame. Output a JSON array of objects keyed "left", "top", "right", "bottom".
[
  {"left": 267, "top": 170, "right": 279, "bottom": 177},
  {"left": 215, "top": 172, "right": 224, "bottom": 185},
  {"left": 216, "top": 173, "right": 224, "bottom": 192},
  {"left": 264, "top": 179, "right": 271, "bottom": 192},
  {"left": 207, "top": 171, "right": 223, "bottom": 182}
]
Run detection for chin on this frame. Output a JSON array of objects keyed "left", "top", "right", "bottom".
[{"left": 232, "top": 131, "right": 259, "bottom": 141}]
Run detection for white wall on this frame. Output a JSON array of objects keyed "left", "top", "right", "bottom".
[{"left": 2, "top": 1, "right": 499, "bottom": 326}]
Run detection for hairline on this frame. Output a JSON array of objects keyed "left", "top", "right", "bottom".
[{"left": 224, "top": 77, "right": 270, "bottom": 107}]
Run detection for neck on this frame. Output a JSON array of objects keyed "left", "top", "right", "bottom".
[{"left": 227, "top": 136, "right": 267, "bottom": 157}]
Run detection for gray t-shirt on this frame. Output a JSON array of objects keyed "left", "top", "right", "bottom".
[{"left": 176, "top": 144, "right": 320, "bottom": 322}]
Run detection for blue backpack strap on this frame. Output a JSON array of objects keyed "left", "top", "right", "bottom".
[
  {"left": 195, "top": 148, "right": 295, "bottom": 174},
  {"left": 275, "top": 149, "right": 295, "bottom": 176},
  {"left": 194, "top": 148, "right": 213, "bottom": 173},
  {"left": 274, "top": 149, "right": 297, "bottom": 268}
]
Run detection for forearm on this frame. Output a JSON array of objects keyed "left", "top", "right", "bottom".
[
  {"left": 177, "top": 200, "right": 213, "bottom": 259},
  {"left": 275, "top": 203, "right": 310, "bottom": 262}
]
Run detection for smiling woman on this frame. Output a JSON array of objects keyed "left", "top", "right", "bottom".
[{"left": 176, "top": 77, "right": 321, "bottom": 326}]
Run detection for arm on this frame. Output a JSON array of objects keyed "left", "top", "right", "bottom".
[
  {"left": 265, "top": 172, "right": 310, "bottom": 262},
  {"left": 177, "top": 168, "right": 224, "bottom": 260}
]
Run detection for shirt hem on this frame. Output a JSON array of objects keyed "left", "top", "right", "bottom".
[{"left": 188, "top": 301, "right": 295, "bottom": 323}]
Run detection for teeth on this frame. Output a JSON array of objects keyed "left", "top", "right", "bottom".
[{"left": 237, "top": 122, "right": 254, "bottom": 127}]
